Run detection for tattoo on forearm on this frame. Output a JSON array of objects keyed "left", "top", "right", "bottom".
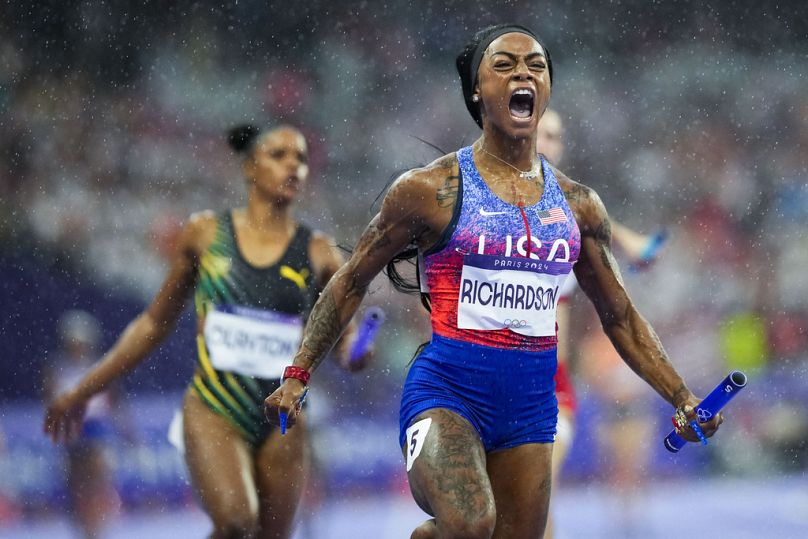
[
  {"left": 299, "top": 290, "right": 344, "bottom": 371},
  {"left": 352, "top": 221, "right": 393, "bottom": 260},
  {"left": 436, "top": 175, "right": 460, "bottom": 208},
  {"left": 298, "top": 220, "right": 387, "bottom": 370}
]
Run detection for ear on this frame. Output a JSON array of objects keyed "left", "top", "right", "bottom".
[{"left": 472, "top": 83, "right": 481, "bottom": 102}]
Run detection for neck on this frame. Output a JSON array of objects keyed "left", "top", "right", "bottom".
[
  {"left": 478, "top": 127, "right": 538, "bottom": 171},
  {"left": 245, "top": 193, "right": 294, "bottom": 232}
]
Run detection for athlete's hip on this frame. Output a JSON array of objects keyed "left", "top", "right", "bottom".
[{"left": 406, "top": 333, "right": 558, "bottom": 398}]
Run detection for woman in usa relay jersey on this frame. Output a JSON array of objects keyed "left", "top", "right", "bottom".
[{"left": 265, "top": 24, "right": 722, "bottom": 539}]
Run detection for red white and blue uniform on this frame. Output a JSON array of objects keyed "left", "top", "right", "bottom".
[{"left": 399, "top": 146, "right": 580, "bottom": 451}]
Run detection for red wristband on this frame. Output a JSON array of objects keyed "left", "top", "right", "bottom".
[{"left": 282, "top": 366, "right": 311, "bottom": 386}]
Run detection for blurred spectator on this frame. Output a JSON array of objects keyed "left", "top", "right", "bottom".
[
  {"left": 577, "top": 309, "right": 654, "bottom": 536},
  {"left": 42, "top": 310, "right": 123, "bottom": 538}
]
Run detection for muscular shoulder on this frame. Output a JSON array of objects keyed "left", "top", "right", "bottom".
[
  {"left": 388, "top": 153, "right": 458, "bottom": 204},
  {"left": 552, "top": 167, "right": 608, "bottom": 236},
  {"left": 380, "top": 153, "right": 460, "bottom": 246},
  {"left": 383, "top": 152, "right": 460, "bottom": 221}
]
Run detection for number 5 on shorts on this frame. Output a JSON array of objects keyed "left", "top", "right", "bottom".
[{"left": 405, "top": 417, "right": 432, "bottom": 472}]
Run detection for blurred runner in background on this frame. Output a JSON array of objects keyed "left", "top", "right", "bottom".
[{"left": 45, "top": 125, "right": 367, "bottom": 539}]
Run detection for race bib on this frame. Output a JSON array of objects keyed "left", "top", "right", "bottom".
[
  {"left": 456, "top": 254, "right": 572, "bottom": 337},
  {"left": 203, "top": 305, "right": 303, "bottom": 379}
]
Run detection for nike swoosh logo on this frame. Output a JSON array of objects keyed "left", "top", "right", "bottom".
[{"left": 479, "top": 208, "right": 508, "bottom": 216}]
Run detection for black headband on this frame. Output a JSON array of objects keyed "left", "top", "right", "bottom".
[{"left": 456, "top": 24, "right": 553, "bottom": 129}]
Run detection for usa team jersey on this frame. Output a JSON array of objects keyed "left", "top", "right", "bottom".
[{"left": 422, "top": 146, "right": 581, "bottom": 351}]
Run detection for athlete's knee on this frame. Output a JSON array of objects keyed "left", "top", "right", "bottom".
[
  {"left": 210, "top": 508, "right": 259, "bottom": 539},
  {"left": 438, "top": 506, "right": 496, "bottom": 539}
]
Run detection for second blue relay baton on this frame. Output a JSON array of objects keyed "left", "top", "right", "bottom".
[
  {"left": 629, "top": 229, "right": 668, "bottom": 273},
  {"left": 349, "top": 307, "right": 386, "bottom": 364},
  {"left": 663, "top": 370, "right": 747, "bottom": 453}
]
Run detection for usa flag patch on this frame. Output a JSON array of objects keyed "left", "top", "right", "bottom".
[{"left": 538, "top": 207, "right": 566, "bottom": 225}]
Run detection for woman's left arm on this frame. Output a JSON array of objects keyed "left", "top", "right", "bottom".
[{"left": 567, "top": 181, "right": 721, "bottom": 441}]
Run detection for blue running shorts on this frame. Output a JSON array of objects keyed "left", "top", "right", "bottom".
[{"left": 399, "top": 334, "right": 558, "bottom": 452}]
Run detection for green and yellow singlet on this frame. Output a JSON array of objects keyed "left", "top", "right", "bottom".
[{"left": 192, "top": 211, "right": 316, "bottom": 445}]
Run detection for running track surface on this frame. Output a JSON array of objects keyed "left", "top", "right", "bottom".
[{"left": 2, "top": 477, "right": 806, "bottom": 538}]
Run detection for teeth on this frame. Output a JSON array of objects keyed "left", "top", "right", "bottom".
[{"left": 514, "top": 89, "right": 532, "bottom": 96}]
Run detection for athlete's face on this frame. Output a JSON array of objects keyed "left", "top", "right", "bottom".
[
  {"left": 535, "top": 110, "right": 564, "bottom": 165},
  {"left": 245, "top": 127, "right": 309, "bottom": 204},
  {"left": 476, "top": 33, "right": 551, "bottom": 138}
]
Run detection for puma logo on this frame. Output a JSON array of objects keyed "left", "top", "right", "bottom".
[{"left": 280, "top": 265, "right": 310, "bottom": 290}]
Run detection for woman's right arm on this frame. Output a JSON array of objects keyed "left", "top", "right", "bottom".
[
  {"left": 44, "top": 213, "right": 209, "bottom": 442},
  {"left": 264, "top": 167, "right": 444, "bottom": 424}
]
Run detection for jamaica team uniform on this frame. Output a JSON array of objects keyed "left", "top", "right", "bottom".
[
  {"left": 400, "top": 147, "right": 581, "bottom": 451},
  {"left": 192, "top": 211, "right": 315, "bottom": 445}
]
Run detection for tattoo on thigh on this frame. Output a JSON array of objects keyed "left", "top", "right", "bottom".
[
  {"left": 540, "top": 473, "right": 552, "bottom": 497},
  {"left": 416, "top": 412, "right": 490, "bottom": 523}
]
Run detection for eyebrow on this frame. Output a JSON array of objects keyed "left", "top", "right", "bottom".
[{"left": 489, "top": 51, "right": 545, "bottom": 61}]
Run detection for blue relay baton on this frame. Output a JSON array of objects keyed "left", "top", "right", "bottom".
[
  {"left": 349, "top": 307, "right": 386, "bottom": 364},
  {"left": 279, "top": 387, "right": 308, "bottom": 436},
  {"left": 629, "top": 230, "right": 668, "bottom": 273},
  {"left": 663, "top": 370, "right": 748, "bottom": 453}
]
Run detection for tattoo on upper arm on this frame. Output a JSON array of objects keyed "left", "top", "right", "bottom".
[
  {"left": 564, "top": 183, "right": 588, "bottom": 204},
  {"left": 594, "top": 218, "right": 614, "bottom": 269},
  {"left": 594, "top": 218, "right": 612, "bottom": 244},
  {"left": 436, "top": 175, "right": 460, "bottom": 208}
]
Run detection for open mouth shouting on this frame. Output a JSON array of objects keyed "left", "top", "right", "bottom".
[
  {"left": 283, "top": 175, "right": 301, "bottom": 191},
  {"left": 509, "top": 88, "right": 535, "bottom": 121}
]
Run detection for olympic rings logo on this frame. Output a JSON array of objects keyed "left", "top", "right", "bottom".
[
  {"left": 696, "top": 408, "right": 712, "bottom": 422},
  {"left": 503, "top": 319, "right": 528, "bottom": 328}
]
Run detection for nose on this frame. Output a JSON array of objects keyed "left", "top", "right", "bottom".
[
  {"left": 512, "top": 59, "right": 533, "bottom": 81},
  {"left": 283, "top": 154, "right": 302, "bottom": 171}
]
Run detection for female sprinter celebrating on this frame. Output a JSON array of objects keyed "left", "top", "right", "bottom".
[{"left": 265, "top": 25, "right": 721, "bottom": 539}]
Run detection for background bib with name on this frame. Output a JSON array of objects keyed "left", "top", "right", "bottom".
[{"left": 203, "top": 305, "right": 303, "bottom": 379}]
